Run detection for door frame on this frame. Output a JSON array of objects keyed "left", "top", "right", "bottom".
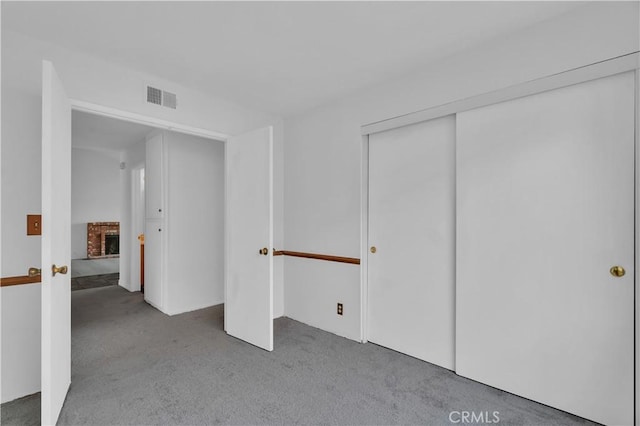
[
  {"left": 359, "top": 52, "right": 640, "bottom": 422},
  {"left": 71, "top": 100, "right": 229, "bottom": 141},
  {"left": 70, "top": 101, "right": 275, "bottom": 337},
  {"left": 69, "top": 100, "right": 229, "bottom": 295},
  {"left": 130, "top": 165, "right": 145, "bottom": 292}
]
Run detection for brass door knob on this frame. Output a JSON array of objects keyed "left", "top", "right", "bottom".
[
  {"left": 28, "top": 267, "right": 41, "bottom": 277},
  {"left": 259, "top": 247, "right": 269, "bottom": 256},
  {"left": 52, "top": 264, "right": 68, "bottom": 276},
  {"left": 610, "top": 265, "right": 625, "bottom": 277},
  {"left": 370, "top": 246, "right": 377, "bottom": 254}
]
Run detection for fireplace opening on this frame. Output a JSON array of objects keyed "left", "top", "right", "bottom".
[
  {"left": 87, "top": 222, "right": 120, "bottom": 258},
  {"left": 105, "top": 234, "right": 120, "bottom": 256}
]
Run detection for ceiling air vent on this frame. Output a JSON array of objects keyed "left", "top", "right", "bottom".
[
  {"left": 146, "top": 85, "right": 177, "bottom": 109},
  {"left": 162, "top": 91, "right": 177, "bottom": 109},
  {"left": 147, "top": 86, "right": 162, "bottom": 105}
]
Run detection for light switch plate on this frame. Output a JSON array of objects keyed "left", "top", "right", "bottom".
[{"left": 27, "top": 214, "right": 41, "bottom": 235}]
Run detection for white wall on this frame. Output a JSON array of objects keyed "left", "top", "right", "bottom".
[
  {"left": 1, "top": 29, "right": 283, "bottom": 402},
  {"left": 119, "top": 138, "right": 147, "bottom": 292},
  {"left": 71, "top": 148, "right": 121, "bottom": 259},
  {"left": 163, "top": 132, "right": 225, "bottom": 315},
  {"left": 0, "top": 284, "right": 40, "bottom": 404},
  {"left": 283, "top": 2, "right": 640, "bottom": 341}
]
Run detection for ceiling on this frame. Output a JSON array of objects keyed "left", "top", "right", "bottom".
[
  {"left": 4, "top": 1, "right": 585, "bottom": 116},
  {"left": 72, "top": 110, "right": 155, "bottom": 152}
]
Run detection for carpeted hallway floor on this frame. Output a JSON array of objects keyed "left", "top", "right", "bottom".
[
  {"left": 71, "top": 273, "right": 119, "bottom": 291},
  {"left": 2, "top": 286, "right": 595, "bottom": 425},
  {"left": 70, "top": 258, "right": 119, "bottom": 278}
]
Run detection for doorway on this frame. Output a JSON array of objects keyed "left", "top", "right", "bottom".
[
  {"left": 70, "top": 110, "right": 153, "bottom": 292},
  {"left": 131, "top": 166, "right": 145, "bottom": 293},
  {"left": 42, "top": 60, "right": 277, "bottom": 424}
]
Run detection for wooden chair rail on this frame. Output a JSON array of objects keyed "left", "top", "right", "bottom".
[
  {"left": 2, "top": 248, "right": 359, "bottom": 287},
  {"left": 1, "top": 275, "right": 41, "bottom": 287},
  {"left": 274, "top": 250, "right": 360, "bottom": 265}
]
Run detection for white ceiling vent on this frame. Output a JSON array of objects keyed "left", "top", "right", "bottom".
[
  {"left": 146, "top": 85, "right": 177, "bottom": 109},
  {"left": 162, "top": 91, "right": 177, "bottom": 109},
  {"left": 147, "top": 86, "right": 162, "bottom": 105}
]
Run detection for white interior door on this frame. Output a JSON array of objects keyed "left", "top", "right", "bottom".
[
  {"left": 225, "top": 126, "right": 273, "bottom": 351},
  {"left": 368, "top": 116, "right": 455, "bottom": 369},
  {"left": 41, "top": 60, "right": 72, "bottom": 425},
  {"left": 144, "top": 133, "right": 165, "bottom": 310},
  {"left": 145, "top": 133, "right": 164, "bottom": 220},
  {"left": 144, "top": 219, "right": 163, "bottom": 309},
  {"left": 456, "top": 72, "right": 635, "bottom": 425}
]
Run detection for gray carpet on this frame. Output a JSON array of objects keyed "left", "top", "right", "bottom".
[
  {"left": 71, "top": 273, "right": 119, "bottom": 291},
  {"left": 0, "top": 392, "right": 40, "bottom": 426},
  {"left": 3, "top": 286, "right": 596, "bottom": 425}
]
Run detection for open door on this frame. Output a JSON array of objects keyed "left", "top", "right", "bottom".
[
  {"left": 41, "top": 60, "right": 72, "bottom": 425},
  {"left": 225, "top": 126, "right": 273, "bottom": 351}
]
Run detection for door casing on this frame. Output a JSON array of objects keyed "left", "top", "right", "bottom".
[{"left": 130, "top": 165, "right": 145, "bottom": 292}]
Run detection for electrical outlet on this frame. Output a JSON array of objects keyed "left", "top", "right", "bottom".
[{"left": 337, "top": 303, "right": 343, "bottom": 316}]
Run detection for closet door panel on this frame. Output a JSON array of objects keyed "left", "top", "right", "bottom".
[
  {"left": 456, "top": 72, "right": 635, "bottom": 425},
  {"left": 368, "top": 115, "right": 455, "bottom": 369}
]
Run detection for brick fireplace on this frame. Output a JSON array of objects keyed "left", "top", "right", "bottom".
[{"left": 87, "top": 222, "right": 120, "bottom": 258}]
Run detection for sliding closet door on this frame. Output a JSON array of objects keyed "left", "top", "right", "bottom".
[
  {"left": 368, "top": 115, "right": 455, "bottom": 369},
  {"left": 456, "top": 72, "right": 635, "bottom": 425}
]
